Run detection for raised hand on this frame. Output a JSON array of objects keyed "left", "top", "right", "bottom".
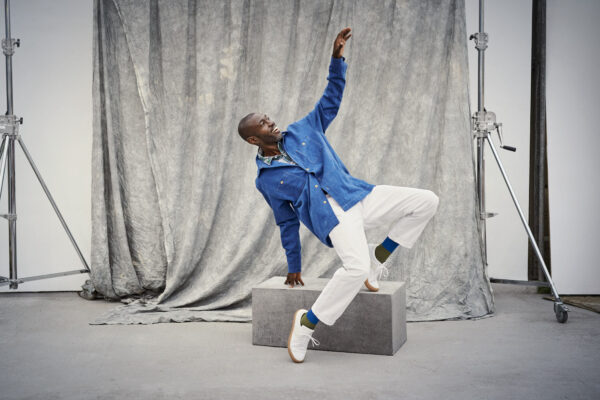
[{"left": 332, "top": 27, "right": 352, "bottom": 59}]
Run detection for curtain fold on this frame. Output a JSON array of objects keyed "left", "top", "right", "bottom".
[{"left": 90, "top": 0, "right": 494, "bottom": 324}]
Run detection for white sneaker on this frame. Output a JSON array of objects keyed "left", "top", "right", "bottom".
[
  {"left": 364, "top": 243, "right": 390, "bottom": 292},
  {"left": 287, "top": 309, "right": 320, "bottom": 363}
]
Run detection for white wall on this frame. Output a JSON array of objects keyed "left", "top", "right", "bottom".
[
  {"left": 1, "top": 0, "right": 596, "bottom": 294},
  {"left": 546, "top": 0, "right": 600, "bottom": 294},
  {"left": 0, "top": 0, "right": 92, "bottom": 292},
  {"left": 464, "top": 0, "right": 600, "bottom": 294},
  {"left": 465, "top": 0, "right": 533, "bottom": 282}
]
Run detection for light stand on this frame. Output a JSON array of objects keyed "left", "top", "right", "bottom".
[
  {"left": 0, "top": 0, "right": 90, "bottom": 289},
  {"left": 469, "top": 0, "right": 568, "bottom": 323}
]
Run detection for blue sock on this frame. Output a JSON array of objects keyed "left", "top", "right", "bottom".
[
  {"left": 376, "top": 237, "right": 399, "bottom": 263},
  {"left": 301, "top": 309, "right": 319, "bottom": 329},
  {"left": 381, "top": 237, "right": 399, "bottom": 253}
]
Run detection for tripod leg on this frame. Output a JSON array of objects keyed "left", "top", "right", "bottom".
[
  {"left": 485, "top": 134, "right": 568, "bottom": 323},
  {"left": 476, "top": 136, "right": 488, "bottom": 266},
  {"left": 0, "top": 134, "right": 8, "bottom": 199},
  {"left": 16, "top": 136, "right": 90, "bottom": 272}
]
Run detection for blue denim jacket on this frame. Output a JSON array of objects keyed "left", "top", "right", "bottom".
[{"left": 255, "top": 56, "right": 375, "bottom": 273}]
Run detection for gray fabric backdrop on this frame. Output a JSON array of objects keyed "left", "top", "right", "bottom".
[{"left": 90, "top": 0, "right": 495, "bottom": 324}]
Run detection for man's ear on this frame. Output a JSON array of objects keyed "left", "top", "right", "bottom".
[{"left": 247, "top": 136, "right": 258, "bottom": 145}]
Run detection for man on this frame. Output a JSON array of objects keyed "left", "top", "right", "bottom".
[{"left": 238, "top": 27, "right": 439, "bottom": 363}]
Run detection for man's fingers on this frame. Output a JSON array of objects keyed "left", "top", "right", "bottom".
[
  {"left": 344, "top": 33, "right": 352, "bottom": 40},
  {"left": 337, "top": 28, "right": 351, "bottom": 40},
  {"left": 285, "top": 274, "right": 304, "bottom": 288}
]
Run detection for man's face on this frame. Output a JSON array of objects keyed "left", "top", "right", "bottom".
[{"left": 246, "top": 113, "right": 282, "bottom": 146}]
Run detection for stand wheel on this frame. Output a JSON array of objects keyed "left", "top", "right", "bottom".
[{"left": 554, "top": 302, "right": 568, "bottom": 324}]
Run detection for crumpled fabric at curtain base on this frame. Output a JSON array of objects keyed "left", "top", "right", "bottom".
[
  {"left": 91, "top": 297, "right": 252, "bottom": 325},
  {"left": 91, "top": 301, "right": 495, "bottom": 325},
  {"left": 91, "top": 299, "right": 494, "bottom": 325}
]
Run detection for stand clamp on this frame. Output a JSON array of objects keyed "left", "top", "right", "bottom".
[
  {"left": 0, "top": 114, "right": 23, "bottom": 138},
  {"left": 469, "top": 32, "right": 488, "bottom": 50},
  {"left": 0, "top": 276, "right": 23, "bottom": 286},
  {"left": 472, "top": 111, "right": 516, "bottom": 152},
  {"left": 472, "top": 110, "right": 497, "bottom": 138},
  {"left": 2, "top": 37, "right": 19, "bottom": 55}
]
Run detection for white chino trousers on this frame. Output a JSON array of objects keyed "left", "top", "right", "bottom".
[{"left": 310, "top": 185, "right": 439, "bottom": 326}]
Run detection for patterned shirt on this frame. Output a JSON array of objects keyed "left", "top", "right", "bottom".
[{"left": 256, "top": 140, "right": 297, "bottom": 166}]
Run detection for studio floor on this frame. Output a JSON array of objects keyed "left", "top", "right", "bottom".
[{"left": 0, "top": 283, "right": 598, "bottom": 400}]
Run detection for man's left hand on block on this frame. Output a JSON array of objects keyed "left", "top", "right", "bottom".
[{"left": 285, "top": 272, "right": 304, "bottom": 288}]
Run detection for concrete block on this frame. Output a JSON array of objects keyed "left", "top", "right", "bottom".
[{"left": 252, "top": 276, "right": 407, "bottom": 356}]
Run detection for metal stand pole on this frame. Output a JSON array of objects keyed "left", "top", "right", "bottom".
[
  {"left": 0, "top": 0, "right": 90, "bottom": 289},
  {"left": 469, "top": 0, "right": 568, "bottom": 323},
  {"left": 475, "top": 0, "right": 489, "bottom": 267}
]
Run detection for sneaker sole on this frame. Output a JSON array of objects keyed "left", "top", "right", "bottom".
[
  {"left": 287, "top": 309, "right": 305, "bottom": 363},
  {"left": 364, "top": 279, "right": 379, "bottom": 292}
]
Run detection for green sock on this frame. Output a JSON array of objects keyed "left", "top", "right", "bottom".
[
  {"left": 300, "top": 313, "right": 315, "bottom": 330},
  {"left": 375, "top": 244, "right": 391, "bottom": 263}
]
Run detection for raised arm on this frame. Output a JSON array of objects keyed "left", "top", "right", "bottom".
[{"left": 301, "top": 27, "right": 352, "bottom": 133}]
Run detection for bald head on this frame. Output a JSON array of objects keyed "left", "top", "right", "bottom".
[{"left": 237, "top": 112, "right": 258, "bottom": 141}]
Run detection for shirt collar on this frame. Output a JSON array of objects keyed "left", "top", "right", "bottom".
[{"left": 257, "top": 139, "right": 285, "bottom": 166}]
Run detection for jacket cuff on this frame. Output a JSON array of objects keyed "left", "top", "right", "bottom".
[
  {"left": 288, "top": 264, "right": 301, "bottom": 274},
  {"left": 329, "top": 56, "right": 347, "bottom": 76}
]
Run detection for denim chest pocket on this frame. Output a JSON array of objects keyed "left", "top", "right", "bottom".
[
  {"left": 295, "top": 135, "right": 320, "bottom": 164},
  {"left": 276, "top": 170, "right": 306, "bottom": 200}
]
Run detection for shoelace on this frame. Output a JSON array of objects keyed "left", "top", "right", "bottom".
[
  {"left": 377, "top": 264, "right": 390, "bottom": 279},
  {"left": 371, "top": 245, "right": 390, "bottom": 280},
  {"left": 299, "top": 332, "right": 320, "bottom": 348}
]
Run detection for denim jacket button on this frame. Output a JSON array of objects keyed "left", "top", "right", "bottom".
[
  {"left": 280, "top": 180, "right": 284, "bottom": 184},
  {"left": 315, "top": 184, "right": 318, "bottom": 188},
  {"left": 302, "top": 142, "right": 306, "bottom": 145},
  {"left": 323, "top": 200, "right": 326, "bottom": 204}
]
